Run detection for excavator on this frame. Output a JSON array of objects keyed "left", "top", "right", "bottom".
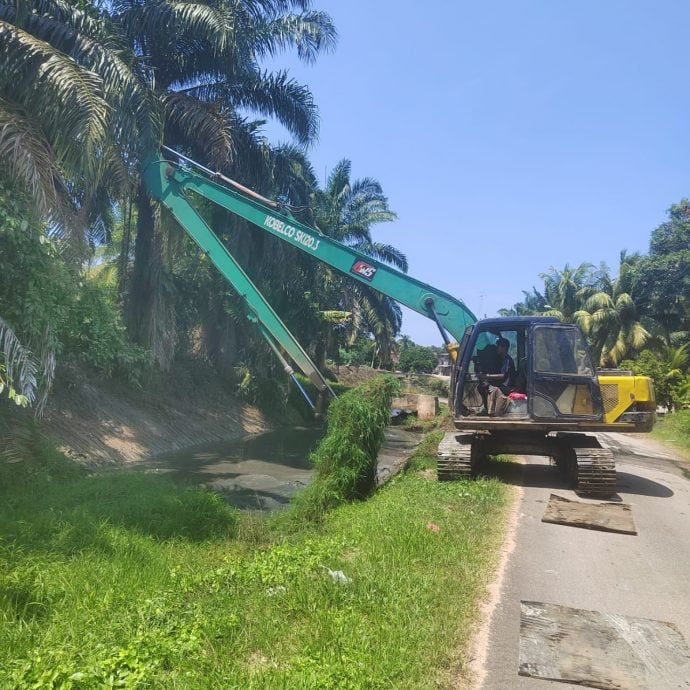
[{"left": 142, "top": 149, "right": 656, "bottom": 498}]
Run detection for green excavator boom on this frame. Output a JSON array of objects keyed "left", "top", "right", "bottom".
[
  {"left": 143, "top": 152, "right": 477, "bottom": 353},
  {"left": 141, "top": 154, "right": 335, "bottom": 409}
]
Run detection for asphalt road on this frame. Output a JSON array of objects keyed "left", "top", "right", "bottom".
[{"left": 474, "top": 433, "right": 690, "bottom": 690}]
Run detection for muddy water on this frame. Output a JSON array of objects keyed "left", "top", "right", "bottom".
[
  {"left": 140, "top": 427, "right": 324, "bottom": 511},
  {"left": 140, "top": 426, "right": 420, "bottom": 511}
]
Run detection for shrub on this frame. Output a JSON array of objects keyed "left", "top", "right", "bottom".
[
  {"left": 295, "top": 375, "right": 398, "bottom": 518},
  {"left": 61, "top": 279, "right": 151, "bottom": 385},
  {"left": 0, "top": 417, "right": 85, "bottom": 490},
  {"left": 426, "top": 377, "right": 449, "bottom": 397},
  {"left": 0, "top": 183, "right": 151, "bottom": 392},
  {"left": 398, "top": 345, "right": 437, "bottom": 373}
]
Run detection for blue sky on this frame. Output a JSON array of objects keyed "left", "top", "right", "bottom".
[{"left": 266, "top": 0, "right": 689, "bottom": 345}]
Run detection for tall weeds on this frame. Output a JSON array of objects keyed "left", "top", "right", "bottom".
[{"left": 295, "top": 375, "right": 398, "bottom": 518}]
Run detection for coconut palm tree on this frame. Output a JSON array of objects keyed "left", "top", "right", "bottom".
[
  {"left": 575, "top": 292, "right": 648, "bottom": 366},
  {"left": 573, "top": 257, "right": 649, "bottom": 366},
  {"left": 539, "top": 263, "right": 599, "bottom": 322}
]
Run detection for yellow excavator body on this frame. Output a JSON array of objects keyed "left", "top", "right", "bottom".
[{"left": 598, "top": 373, "right": 656, "bottom": 428}]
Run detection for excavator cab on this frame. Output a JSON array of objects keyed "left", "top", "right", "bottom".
[
  {"left": 443, "top": 316, "right": 655, "bottom": 496},
  {"left": 453, "top": 317, "right": 604, "bottom": 422}
]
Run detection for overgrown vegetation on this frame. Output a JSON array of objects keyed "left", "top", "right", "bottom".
[
  {"left": 400, "top": 405, "right": 453, "bottom": 433},
  {"left": 0, "top": 179, "right": 151, "bottom": 397},
  {"left": 621, "top": 346, "right": 690, "bottom": 411},
  {"left": 295, "top": 376, "right": 399, "bottom": 517},
  {"left": 398, "top": 343, "right": 438, "bottom": 373},
  {"left": 0, "top": 430, "right": 509, "bottom": 689},
  {"left": 652, "top": 410, "right": 690, "bottom": 455},
  {"left": 400, "top": 374, "right": 449, "bottom": 398}
]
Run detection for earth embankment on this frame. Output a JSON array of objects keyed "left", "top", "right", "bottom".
[{"left": 41, "top": 369, "right": 269, "bottom": 467}]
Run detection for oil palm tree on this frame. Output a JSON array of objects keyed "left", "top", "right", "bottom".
[
  {"left": 498, "top": 287, "right": 547, "bottom": 317},
  {"left": 0, "top": 0, "right": 159, "bottom": 231},
  {"left": 115, "top": 0, "right": 336, "bottom": 367},
  {"left": 0, "top": 0, "right": 160, "bottom": 409},
  {"left": 312, "top": 159, "right": 406, "bottom": 367}
]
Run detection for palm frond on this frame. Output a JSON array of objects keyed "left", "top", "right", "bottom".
[
  {"left": 665, "top": 344, "right": 689, "bottom": 371},
  {"left": 628, "top": 322, "right": 649, "bottom": 351},
  {"left": 0, "top": 98, "right": 63, "bottom": 217},
  {"left": 582, "top": 291, "right": 613, "bottom": 312},
  {"left": 541, "top": 309, "right": 564, "bottom": 321},
  {"left": 115, "top": 0, "right": 232, "bottom": 53},
  {"left": 573, "top": 310, "right": 592, "bottom": 333},
  {"left": 326, "top": 159, "right": 352, "bottom": 197},
  {"left": 225, "top": 70, "right": 318, "bottom": 144},
  {"left": 0, "top": 316, "right": 39, "bottom": 405},
  {"left": 251, "top": 11, "right": 337, "bottom": 63},
  {"left": 0, "top": 21, "right": 110, "bottom": 178},
  {"left": 614, "top": 292, "right": 637, "bottom": 323},
  {"left": 162, "top": 92, "right": 235, "bottom": 164}
]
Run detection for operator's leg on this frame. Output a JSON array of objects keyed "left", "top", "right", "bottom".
[
  {"left": 477, "top": 382, "right": 489, "bottom": 415},
  {"left": 487, "top": 386, "right": 510, "bottom": 416}
]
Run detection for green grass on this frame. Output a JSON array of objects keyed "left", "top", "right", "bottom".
[
  {"left": 652, "top": 410, "right": 690, "bottom": 456},
  {"left": 0, "top": 433, "right": 510, "bottom": 690},
  {"left": 399, "top": 405, "right": 453, "bottom": 433}
]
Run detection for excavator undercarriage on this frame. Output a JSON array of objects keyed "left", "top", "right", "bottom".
[{"left": 438, "top": 431, "right": 616, "bottom": 497}]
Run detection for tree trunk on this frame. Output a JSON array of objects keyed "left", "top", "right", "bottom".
[
  {"left": 126, "top": 184, "right": 177, "bottom": 370},
  {"left": 117, "top": 192, "right": 133, "bottom": 301},
  {"left": 127, "top": 184, "right": 154, "bottom": 340}
]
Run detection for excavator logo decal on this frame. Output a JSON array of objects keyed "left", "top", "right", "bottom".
[
  {"left": 351, "top": 260, "right": 377, "bottom": 281},
  {"left": 264, "top": 214, "right": 321, "bottom": 252}
]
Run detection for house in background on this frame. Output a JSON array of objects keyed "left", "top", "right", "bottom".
[{"left": 434, "top": 351, "right": 452, "bottom": 376}]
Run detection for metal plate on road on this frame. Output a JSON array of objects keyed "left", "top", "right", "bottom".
[
  {"left": 519, "top": 601, "right": 690, "bottom": 689},
  {"left": 542, "top": 494, "right": 637, "bottom": 535}
]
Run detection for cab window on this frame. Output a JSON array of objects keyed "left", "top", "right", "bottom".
[{"left": 533, "top": 327, "right": 593, "bottom": 376}]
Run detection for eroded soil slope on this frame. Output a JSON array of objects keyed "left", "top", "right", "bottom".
[{"left": 42, "top": 370, "right": 268, "bottom": 466}]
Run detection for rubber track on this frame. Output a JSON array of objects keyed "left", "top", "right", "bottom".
[
  {"left": 574, "top": 445, "right": 616, "bottom": 498},
  {"left": 437, "top": 432, "right": 473, "bottom": 481}
]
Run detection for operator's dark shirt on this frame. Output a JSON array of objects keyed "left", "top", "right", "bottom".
[{"left": 497, "top": 354, "right": 516, "bottom": 393}]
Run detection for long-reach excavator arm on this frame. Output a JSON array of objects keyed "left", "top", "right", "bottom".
[
  {"left": 142, "top": 152, "right": 477, "bottom": 352},
  {"left": 141, "top": 151, "right": 339, "bottom": 410}
]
